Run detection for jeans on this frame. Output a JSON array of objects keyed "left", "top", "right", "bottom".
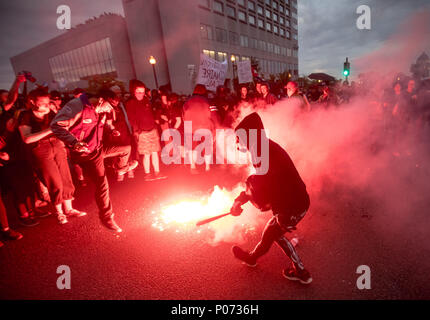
[
  {"left": 31, "top": 137, "right": 74, "bottom": 206},
  {"left": 71, "top": 148, "right": 112, "bottom": 220}
]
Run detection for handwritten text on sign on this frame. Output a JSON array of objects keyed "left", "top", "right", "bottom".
[{"left": 197, "top": 54, "right": 228, "bottom": 92}]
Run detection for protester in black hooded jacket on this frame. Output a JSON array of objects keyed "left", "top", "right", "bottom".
[{"left": 229, "top": 112, "right": 312, "bottom": 284}]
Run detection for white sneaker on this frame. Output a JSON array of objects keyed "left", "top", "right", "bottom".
[
  {"left": 57, "top": 213, "right": 68, "bottom": 225},
  {"left": 65, "top": 209, "right": 87, "bottom": 218}
]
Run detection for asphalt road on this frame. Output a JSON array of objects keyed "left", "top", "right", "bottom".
[{"left": 1, "top": 164, "right": 429, "bottom": 300}]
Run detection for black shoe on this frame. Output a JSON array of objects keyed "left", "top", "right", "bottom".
[
  {"left": 101, "top": 217, "right": 122, "bottom": 233},
  {"left": 1, "top": 229, "right": 23, "bottom": 241},
  {"left": 282, "top": 264, "right": 312, "bottom": 285},
  {"left": 33, "top": 206, "right": 53, "bottom": 218},
  {"left": 232, "top": 246, "right": 257, "bottom": 267},
  {"left": 19, "top": 216, "right": 39, "bottom": 227}
]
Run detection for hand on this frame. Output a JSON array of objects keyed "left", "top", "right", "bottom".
[
  {"left": 0, "top": 152, "right": 10, "bottom": 161},
  {"left": 16, "top": 74, "right": 27, "bottom": 83},
  {"left": 73, "top": 141, "right": 90, "bottom": 153},
  {"left": 230, "top": 202, "right": 243, "bottom": 217},
  {"left": 6, "top": 118, "right": 17, "bottom": 132},
  {"left": 112, "top": 130, "right": 121, "bottom": 137}
]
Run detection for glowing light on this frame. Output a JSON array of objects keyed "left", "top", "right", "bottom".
[
  {"left": 152, "top": 186, "right": 237, "bottom": 232},
  {"left": 149, "top": 56, "right": 156, "bottom": 65}
]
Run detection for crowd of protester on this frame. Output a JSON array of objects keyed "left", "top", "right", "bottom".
[{"left": 1, "top": 70, "right": 429, "bottom": 247}]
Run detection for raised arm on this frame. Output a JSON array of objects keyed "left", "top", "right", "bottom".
[{"left": 3, "top": 75, "right": 26, "bottom": 112}]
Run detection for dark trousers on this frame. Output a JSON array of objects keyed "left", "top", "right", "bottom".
[
  {"left": 103, "top": 144, "right": 131, "bottom": 170},
  {"left": 72, "top": 148, "right": 112, "bottom": 220},
  {"left": 32, "top": 138, "right": 75, "bottom": 206},
  {"left": 250, "top": 215, "right": 305, "bottom": 270},
  {"left": 0, "top": 192, "right": 9, "bottom": 229}
]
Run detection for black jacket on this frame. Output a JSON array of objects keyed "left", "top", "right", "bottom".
[{"left": 235, "top": 112, "right": 309, "bottom": 217}]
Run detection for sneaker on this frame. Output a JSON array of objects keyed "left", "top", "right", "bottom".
[
  {"left": 127, "top": 170, "right": 135, "bottom": 179},
  {"left": 19, "top": 216, "right": 40, "bottom": 227},
  {"left": 232, "top": 246, "right": 257, "bottom": 267},
  {"left": 33, "top": 206, "right": 53, "bottom": 218},
  {"left": 153, "top": 172, "right": 167, "bottom": 180},
  {"left": 101, "top": 216, "right": 122, "bottom": 233},
  {"left": 65, "top": 209, "right": 87, "bottom": 218},
  {"left": 144, "top": 173, "right": 155, "bottom": 182},
  {"left": 117, "top": 160, "right": 139, "bottom": 176},
  {"left": 282, "top": 264, "right": 312, "bottom": 285},
  {"left": 57, "top": 213, "right": 68, "bottom": 225},
  {"left": 1, "top": 229, "right": 23, "bottom": 241}
]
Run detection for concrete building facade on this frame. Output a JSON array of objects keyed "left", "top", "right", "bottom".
[
  {"left": 123, "top": 0, "right": 299, "bottom": 93},
  {"left": 11, "top": 0, "right": 299, "bottom": 94}
]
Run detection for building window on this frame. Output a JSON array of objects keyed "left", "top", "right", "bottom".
[
  {"left": 240, "top": 34, "right": 249, "bottom": 47},
  {"left": 241, "top": 56, "right": 251, "bottom": 61},
  {"left": 248, "top": 15, "right": 256, "bottom": 25},
  {"left": 217, "top": 51, "right": 227, "bottom": 62},
  {"left": 200, "top": 24, "right": 213, "bottom": 40},
  {"left": 203, "top": 49, "right": 216, "bottom": 60},
  {"left": 274, "top": 44, "right": 280, "bottom": 54},
  {"left": 266, "top": 22, "right": 272, "bottom": 32},
  {"left": 229, "top": 31, "right": 240, "bottom": 45},
  {"left": 227, "top": 5, "right": 236, "bottom": 18},
  {"left": 199, "top": 0, "right": 210, "bottom": 9},
  {"left": 292, "top": 22, "right": 298, "bottom": 30},
  {"left": 287, "top": 48, "right": 291, "bottom": 56},
  {"left": 285, "top": 9, "right": 290, "bottom": 16},
  {"left": 279, "top": 16, "right": 284, "bottom": 25},
  {"left": 279, "top": 5, "right": 284, "bottom": 13},
  {"left": 267, "top": 43, "right": 274, "bottom": 52},
  {"left": 293, "top": 33, "right": 298, "bottom": 40},
  {"left": 272, "top": 1, "right": 278, "bottom": 10},
  {"left": 258, "top": 18, "right": 264, "bottom": 28},
  {"left": 285, "top": 19, "right": 290, "bottom": 27},
  {"left": 237, "top": 0, "right": 246, "bottom": 7},
  {"left": 265, "top": 0, "right": 271, "bottom": 6},
  {"left": 250, "top": 37, "right": 258, "bottom": 49},
  {"left": 257, "top": 5, "right": 264, "bottom": 15},
  {"left": 238, "top": 10, "right": 247, "bottom": 22},
  {"left": 259, "top": 40, "right": 267, "bottom": 51},
  {"left": 273, "top": 13, "right": 278, "bottom": 22},
  {"left": 248, "top": 1, "right": 256, "bottom": 11},
  {"left": 49, "top": 38, "right": 116, "bottom": 83},
  {"left": 216, "top": 28, "right": 228, "bottom": 42},
  {"left": 280, "top": 28, "right": 285, "bottom": 36},
  {"left": 281, "top": 46, "right": 286, "bottom": 55},
  {"left": 292, "top": 12, "right": 297, "bottom": 19},
  {"left": 286, "top": 30, "right": 290, "bottom": 39},
  {"left": 265, "top": 9, "right": 271, "bottom": 19},
  {"left": 213, "top": 1, "right": 224, "bottom": 14},
  {"left": 273, "top": 25, "right": 278, "bottom": 34}
]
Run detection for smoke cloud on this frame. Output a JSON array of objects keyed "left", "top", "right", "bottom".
[{"left": 206, "top": 7, "right": 430, "bottom": 247}]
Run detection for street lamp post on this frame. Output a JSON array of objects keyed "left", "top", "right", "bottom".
[
  {"left": 231, "top": 55, "right": 236, "bottom": 79},
  {"left": 149, "top": 56, "right": 159, "bottom": 89}
]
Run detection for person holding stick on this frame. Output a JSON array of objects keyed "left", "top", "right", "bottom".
[{"left": 229, "top": 112, "right": 312, "bottom": 285}]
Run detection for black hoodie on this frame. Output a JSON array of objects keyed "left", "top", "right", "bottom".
[{"left": 235, "top": 112, "right": 310, "bottom": 217}]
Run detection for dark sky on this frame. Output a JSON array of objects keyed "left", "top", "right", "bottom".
[{"left": 0, "top": 0, "right": 429, "bottom": 89}]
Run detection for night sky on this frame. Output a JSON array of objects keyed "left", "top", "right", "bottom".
[{"left": 0, "top": 0, "right": 429, "bottom": 89}]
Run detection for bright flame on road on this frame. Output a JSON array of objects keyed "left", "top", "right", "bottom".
[{"left": 152, "top": 186, "right": 238, "bottom": 232}]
